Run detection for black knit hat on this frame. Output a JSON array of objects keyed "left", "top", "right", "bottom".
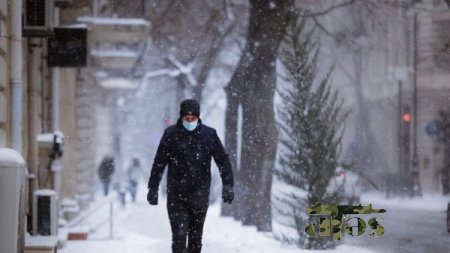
[{"left": 179, "top": 99, "right": 200, "bottom": 118}]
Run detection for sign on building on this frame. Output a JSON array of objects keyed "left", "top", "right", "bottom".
[{"left": 48, "top": 27, "right": 87, "bottom": 67}]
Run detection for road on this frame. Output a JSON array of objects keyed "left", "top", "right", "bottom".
[{"left": 343, "top": 205, "right": 450, "bottom": 253}]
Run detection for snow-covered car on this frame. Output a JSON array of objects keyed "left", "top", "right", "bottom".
[{"left": 327, "top": 166, "right": 361, "bottom": 204}]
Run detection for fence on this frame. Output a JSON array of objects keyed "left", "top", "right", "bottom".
[{"left": 65, "top": 192, "right": 117, "bottom": 239}]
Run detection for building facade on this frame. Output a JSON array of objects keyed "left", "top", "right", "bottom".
[{"left": 320, "top": 0, "right": 450, "bottom": 194}]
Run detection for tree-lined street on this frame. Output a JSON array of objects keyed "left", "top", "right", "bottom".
[{"left": 1, "top": 1, "right": 450, "bottom": 252}]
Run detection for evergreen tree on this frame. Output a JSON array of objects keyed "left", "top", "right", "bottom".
[{"left": 275, "top": 17, "right": 349, "bottom": 249}]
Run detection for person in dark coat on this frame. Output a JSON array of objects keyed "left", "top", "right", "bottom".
[
  {"left": 147, "top": 99, "right": 234, "bottom": 253},
  {"left": 98, "top": 155, "right": 115, "bottom": 196}
]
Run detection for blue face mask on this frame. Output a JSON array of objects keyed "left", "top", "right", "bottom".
[{"left": 182, "top": 120, "right": 198, "bottom": 131}]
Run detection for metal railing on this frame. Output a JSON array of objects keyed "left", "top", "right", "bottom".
[{"left": 65, "top": 192, "right": 117, "bottom": 239}]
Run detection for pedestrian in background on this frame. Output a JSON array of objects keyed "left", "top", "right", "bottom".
[
  {"left": 127, "top": 157, "right": 144, "bottom": 202},
  {"left": 98, "top": 155, "right": 115, "bottom": 196},
  {"left": 147, "top": 99, "right": 234, "bottom": 253},
  {"left": 113, "top": 169, "right": 128, "bottom": 208}
]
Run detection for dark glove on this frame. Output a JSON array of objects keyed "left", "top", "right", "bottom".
[
  {"left": 222, "top": 186, "right": 234, "bottom": 204},
  {"left": 147, "top": 189, "right": 158, "bottom": 205}
]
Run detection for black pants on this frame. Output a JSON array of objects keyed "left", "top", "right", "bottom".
[
  {"left": 167, "top": 192, "right": 209, "bottom": 253},
  {"left": 102, "top": 181, "right": 110, "bottom": 196},
  {"left": 128, "top": 180, "right": 138, "bottom": 202}
]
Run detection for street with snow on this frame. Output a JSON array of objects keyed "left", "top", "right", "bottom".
[{"left": 58, "top": 189, "right": 449, "bottom": 253}]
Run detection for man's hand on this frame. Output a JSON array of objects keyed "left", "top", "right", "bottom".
[
  {"left": 147, "top": 189, "right": 158, "bottom": 205},
  {"left": 222, "top": 186, "right": 234, "bottom": 204}
]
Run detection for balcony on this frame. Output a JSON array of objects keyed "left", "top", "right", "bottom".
[
  {"left": 90, "top": 50, "right": 138, "bottom": 69},
  {"left": 77, "top": 16, "right": 150, "bottom": 43},
  {"left": 77, "top": 16, "right": 150, "bottom": 89}
]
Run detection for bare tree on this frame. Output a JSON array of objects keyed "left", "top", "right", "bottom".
[
  {"left": 225, "top": 0, "right": 293, "bottom": 231},
  {"left": 224, "top": 0, "right": 382, "bottom": 231},
  {"left": 141, "top": 0, "right": 243, "bottom": 104}
]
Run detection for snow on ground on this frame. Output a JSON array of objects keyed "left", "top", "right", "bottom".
[
  {"left": 360, "top": 191, "right": 450, "bottom": 212},
  {"left": 59, "top": 189, "right": 380, "bottom": 253}
]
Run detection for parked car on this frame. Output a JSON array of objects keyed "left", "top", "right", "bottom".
[
  {"left": 328, "top": 166, "right": 361, "bottom": 204},
  {"left": 447, "top": 202, "right": 450, "bottom": 233}
]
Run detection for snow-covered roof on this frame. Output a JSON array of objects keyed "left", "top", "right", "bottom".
[
  {"left": 58, "top": 23, "right": 89, "bottom": 29},
  {"left": 61, "top": 198, "right": 78, "bottom": 207},
  {"left": 25, "top": 235, "right": 58, "bottom": 248},
  {"left": 145, "top": 68, "right": 181, "bottom": 78},
  {"left": 37, "top": 132, "right": 64, "bottom": 143},
  {"left": 99, "top": 78, "right": 138, "bottom": 89},
  {"left": 77, "top": 16, "right": 150, "bottom": 27},
  {"left": 0, "top": 148, "right": 25, "bottom": 167},
  {"left": 67, "top": 225, "right": 90, "bottom": 233},
  {"left": 91, "top": 50, "right": 138, "bottom": 58},
  {"left": 37, "top": 133, "right": 54, "bottom": 143},
  {"left": 34, "top": 189, "right": 57, "bottom": 196}
]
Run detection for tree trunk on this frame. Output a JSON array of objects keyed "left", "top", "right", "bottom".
[
  {"left": 348, "top": 5, "right": 388, "bottom": 178},
  {"left": 351, "top": 50, "right": 386, "bottom": 175},
  {"left": 351, "top": 51, "right": 371, "bottom": 163},
  {"left": 224, "top": 0, "right": 291, "bottom": 231},
  {"left": 222, "top": 85, "right": 240, "bottom": 217}
]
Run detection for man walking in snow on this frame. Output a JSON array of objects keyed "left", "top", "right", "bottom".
[{"left": 147, "top": 99, "right": 234, "bottom": 253}]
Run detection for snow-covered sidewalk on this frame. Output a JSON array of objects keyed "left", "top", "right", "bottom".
[{"left": 59, "top": 191, "right": 380, "bottom": 253}]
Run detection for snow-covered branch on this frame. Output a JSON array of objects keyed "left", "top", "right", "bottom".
[{"left": 166, "top": 55, "right": 197, "bottom": 87}]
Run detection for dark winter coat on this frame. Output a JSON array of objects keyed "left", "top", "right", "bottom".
[
  {"left": 147, "top": 119, "right": 233, "bottom": 197},
  {"left": 98, "top": 156, "right": 115, "bottom": 182}
]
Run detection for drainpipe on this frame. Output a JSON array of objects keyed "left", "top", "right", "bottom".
[
  {"left": 28, "top": 37, "right": 41, "bottom": 205},
  {"left": 52, "top": 66, "right": 60, "bottom": 132},
  {"left": 52, "top": 7, "right": 60, "bottom": 132},
  {"left": 51, "top": 7, "right": 62, "bottom": 195},
  {"left": 9, "top": 0, "right": 24, "bottom": 249},
  {"left": 9, "top": 0, "right": 23, "bottom": 152}
]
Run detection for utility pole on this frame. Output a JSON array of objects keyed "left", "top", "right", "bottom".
[
  {"left": 411, "top": 7, "right": 421, "bottom": 196},
  {"left": 398, "top": 80, "right": 404, "bottom": 191},
  {"left": 402, "top": 105, "right": 412, "bottom": 194},
  {"left": 394, "top": 65, "right": 411, "bottom": 195}
]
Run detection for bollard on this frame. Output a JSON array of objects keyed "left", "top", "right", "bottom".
[{"left": 32, "top": 189, "right": 58, "bottom": 236}]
